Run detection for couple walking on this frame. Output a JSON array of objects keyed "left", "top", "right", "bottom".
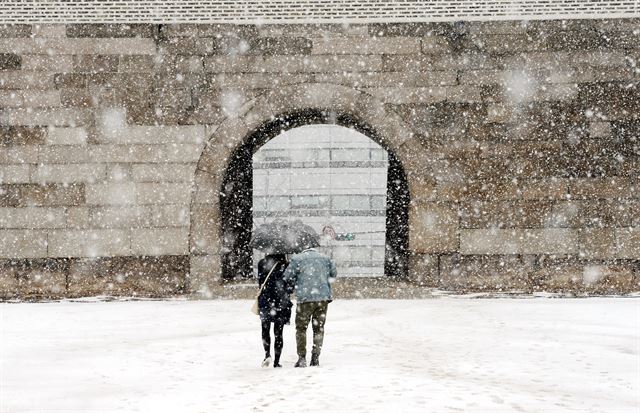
[{"left": 257, "top": 246, "right": 337, "bottom": 368}]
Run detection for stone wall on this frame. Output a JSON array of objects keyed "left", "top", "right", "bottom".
[{"left": 0, "top": 20, "right": 639, "bottom": 298}]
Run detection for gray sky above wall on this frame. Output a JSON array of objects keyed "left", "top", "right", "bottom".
[{"left": 0, "top": 0, "right": 638, "bottom": 24}]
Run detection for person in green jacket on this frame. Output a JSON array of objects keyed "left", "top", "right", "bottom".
[{"left": 283, "top": 246, "right": 337, "bottom": 368}]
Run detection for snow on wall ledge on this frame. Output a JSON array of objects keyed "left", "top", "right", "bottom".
[
  {"left": 0, "top": 0, "right": 638, "bottom": 24},
  {"left": 1, "top": 20, "right": 640, "bottom": 299}
]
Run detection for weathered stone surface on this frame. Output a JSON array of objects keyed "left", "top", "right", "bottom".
[
  {"left": 0, "top": 21, "right": 639, "bottom": 297},
  {"left": 67, "top": 255, "right": 187, "bottom": 297},
  {"left": 131, "top": 228, "right": 189, "bottom": 256},
  {"left": 48, "top": 229, "right": 130, "bottom": 257},
  {"left": 18, "top": 183, "right": 85, "bottom": 207},
  {"left": 616, "top": 228, "right": 640, "bottom": 259},
  {"left": 0, "top": 53, "right": 21, "bottom": 70},
  {"left": 0, "top": 230, "right": 48, "bottom": 258},
  {"left": 66, "top": 24, "right": 156, "bottom": 38},
  {"left": 0, "top": 38, "right": 156, "bottom": 55},
  {"left": 408, "top": 202, "right": 458, "bottom": 253},
  {"left": 460, "top": 229, "right": 580, "bottom": 255},
  {"left": 0, "top": 126, "right": 46, "bottom": 146},
  {"left": 0, "top": 207, "right": 66, "bottom": 229},
  {"left": 0, "top": 165, "right": 30, "bottom": 184}
]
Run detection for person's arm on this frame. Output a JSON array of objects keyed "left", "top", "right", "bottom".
[
  {"left": 257, "top": 260, "right": 266, "bottom": 287},
  {"left": 282, "top": 258, "right": 298, "bottom": 292},
  {"left": 329, "top": 259, "right": 337, "bottom": 280}
]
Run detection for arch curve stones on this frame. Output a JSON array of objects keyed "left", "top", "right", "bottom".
[{"left": 188, "top": 83, "right": 421, "bottom": 294}]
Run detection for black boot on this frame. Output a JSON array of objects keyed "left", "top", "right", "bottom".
[
  {"left": 294, "top": 356, "right": 307, "bottom": 368},
  {"left": 273, "top": 356, "right": 282, "bottom": 368},
  {"left": 310, "top": 353, "right": 320, "bottom": 367}
]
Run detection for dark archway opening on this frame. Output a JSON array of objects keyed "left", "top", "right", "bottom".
[{"left": 220, "top": 109, "right": 409, "bottom": 280}]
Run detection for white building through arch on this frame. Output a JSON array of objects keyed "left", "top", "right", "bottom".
[{"left": 252, "top": 125, "right": 388, "bottom": 277}]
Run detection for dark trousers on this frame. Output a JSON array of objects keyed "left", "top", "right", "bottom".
[
  {"left": 261, "top": 320, "right": 285, "bottom": 363},
  {"left": 295, "top": 301, "right": 329, "bottom": 358}
]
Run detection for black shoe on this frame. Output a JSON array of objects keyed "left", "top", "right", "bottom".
[
  {"left": 273, "top": 362, "right": 282, "bottom": 368},
  {"left": 294, "top": 357, "right": 307, "bottom": 368},
  {"left": 310, "top": 354, "right": 320, "bottom": 367}
]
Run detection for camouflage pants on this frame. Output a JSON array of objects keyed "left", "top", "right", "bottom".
[{"left": 295, "top": 301, "right": 329, "bottom": 358}]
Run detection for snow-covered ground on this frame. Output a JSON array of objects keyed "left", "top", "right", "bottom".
[{"left": 1, "top": 298, "right": 638, "bottom": 412}]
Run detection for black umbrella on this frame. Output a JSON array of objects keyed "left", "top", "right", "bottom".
[{"left": 251, "top": 219, "right": 320, "bottom": 254}]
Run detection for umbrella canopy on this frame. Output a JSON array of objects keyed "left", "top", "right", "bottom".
[{"left": 251, "top": 219, "right": 320, "bottom": 254}]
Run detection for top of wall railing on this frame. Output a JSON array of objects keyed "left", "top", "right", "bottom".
[{"left": 0, "top": 0, "right": 638, "bottom": 24}]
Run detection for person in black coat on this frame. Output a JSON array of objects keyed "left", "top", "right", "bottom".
[{"left": 257, "top": 253, "right": 292, "bottom": 368}]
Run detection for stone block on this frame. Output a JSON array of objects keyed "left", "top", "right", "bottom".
[
  {"left": 0, "top": 90, "right": 61, "bottom": 108},
  {"left": 18, "top": 183, "right": 85, "bottom": 207},
  {"left": 314, "top": 70, "right": 458, "bottom": 87},
  {"left": 105, "top": 164, "right": 132, "bottom": 182},
  {"left": 73, "top": 55, "right": 119, "bottom": 73},
  {"left": 0, "top": 165, "right": 31, "bottom": 184},
  {"left": 66, "top": 24, "right": 155, "bottom": 38},
  {"left": 188, "top": 254, "right": 222, "bottom": 295},
  {"left": 0, "top": 71, "right": 54, "bottom": 89},
  {"left": 569, "top": 178, "right": 632, "bottom": 200},
  {"left": 312, "top": 36, "right": 421, "bottom": 54},
  {"left": 363, "top": 86, "right": 482, "bottom": 105},
  {"left": 65, "top": 207, "right": 91, "bottom": 229},
  {"left": 0, "top": 229, "right": 48, "bottom": 258},
  {"left": 0, "top": 126, "right": 46, "bottom": 146},
  {"left": 17, "top": 265, "right": 67, "bottom": 297},
  {"left": 579, "top": 228, "right": 617, "bottom": 259},
  {"left": 67, "top": 255, "right": 187, "bottom": 297},
  {"left": 0, "top": 146, "right": 37, "bottom": 166},
  {"left": 519, "top": 179, "right": 568, "bottom": 200},
  {"left": 32, "top": 164, "right": 106, "bottom": 184},
  {"left": 245, "top": 37, "right": 313, "bottom": 55},
  {"left": 408, "top": 253, "right": 439, "bottom": 286},
  {"left": 32, "top": 24, "right": 67, "bottom": 38},
  {"left": 131, "top": 163, "right": 196, "bottom": 183},
  {"left": 0, "top": 108, "right": 92, "bottom": 127},
  {"left": 89, "top": 144, "right": 203, "bottom": 163},
  {"left": 0, "top": 206, "right": 66, "bottom": 229},
  {"left": 46, "top": 127, "right": 87, "bottom": 145},
  {"left": 48, "top": 229, "right": 131, "bottom": 257},
  {"left": 89, "top": 206, "right": 151, "bottom": 229},
  {"left": 0, "top": 25, "right": 32, "bottom": 37},
  {"left": 0, "top": 53, "right": 21, "bottom": 70},
  {"left": 439, "top": 254, "right": 532, "bottom": 291},
  {"left": 0, "top": 38, "right": 157, "bottom": 55},
  {"left": 408, "top": 202, "right": 459, "bottom": 253},
  {"left": 20, "top": 55, "right": 74, "bottom": 72},
  {"left": 190, "top": 203, "right": 221, "bottom": 256},
  {"left": 460, "top": 200, "right": 554, "bottom": 229},
  {"left": 0, "top": 271, "right": 18, "bottom": 299},
  {"left": 131, "top": 228, "right": 189, "bottom": 256},
  {"left": 96, "top": 125, "right": 206, "bottom": 145},
  {"left": 616, "top": 228, "right": 640, "bottom": 259},
  {"left": 135, "top": 183, "right": 192, "bottom": 205},
  {"left": 460, "top": 228, "right": 580, "bottom": 255},
  {"left": 150, "top": 204, "right": 190, "bottom": 227},
  {"left": 38, "top": 145, "right": 92, "bottom": 164},
  {"left": 59, "top": 88, "right": 94, "bottom": 108},
  {"left": 192, "top": 171, "right": 222, "bottom": 204},
  {"left": 118, "top": 55, "right": 155, "bottom": 72},
  {"left": 0, "top": 185, "right": 21, "bottom": 207},
  {"left": 85, "top": 183, "right": 136, "bottom": 205}
]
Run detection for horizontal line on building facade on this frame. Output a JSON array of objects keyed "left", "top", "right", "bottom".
[
  {"left": 254, "top": 161, "right": 389, "bottom": 169},
  {"left": 0, "top": 0, "right": 638, "bottom": 23},
  {"left": 253, "top": 209, "right": 387, "bottom": 217}
]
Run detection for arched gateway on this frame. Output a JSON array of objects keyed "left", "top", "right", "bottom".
[{"left": 188, "top": 83, "right": 416, "bottom": 292}]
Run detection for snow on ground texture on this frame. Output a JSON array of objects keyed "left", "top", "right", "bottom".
[{"left": 1, "top": 298, "right": 638, "bottom": 412}]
